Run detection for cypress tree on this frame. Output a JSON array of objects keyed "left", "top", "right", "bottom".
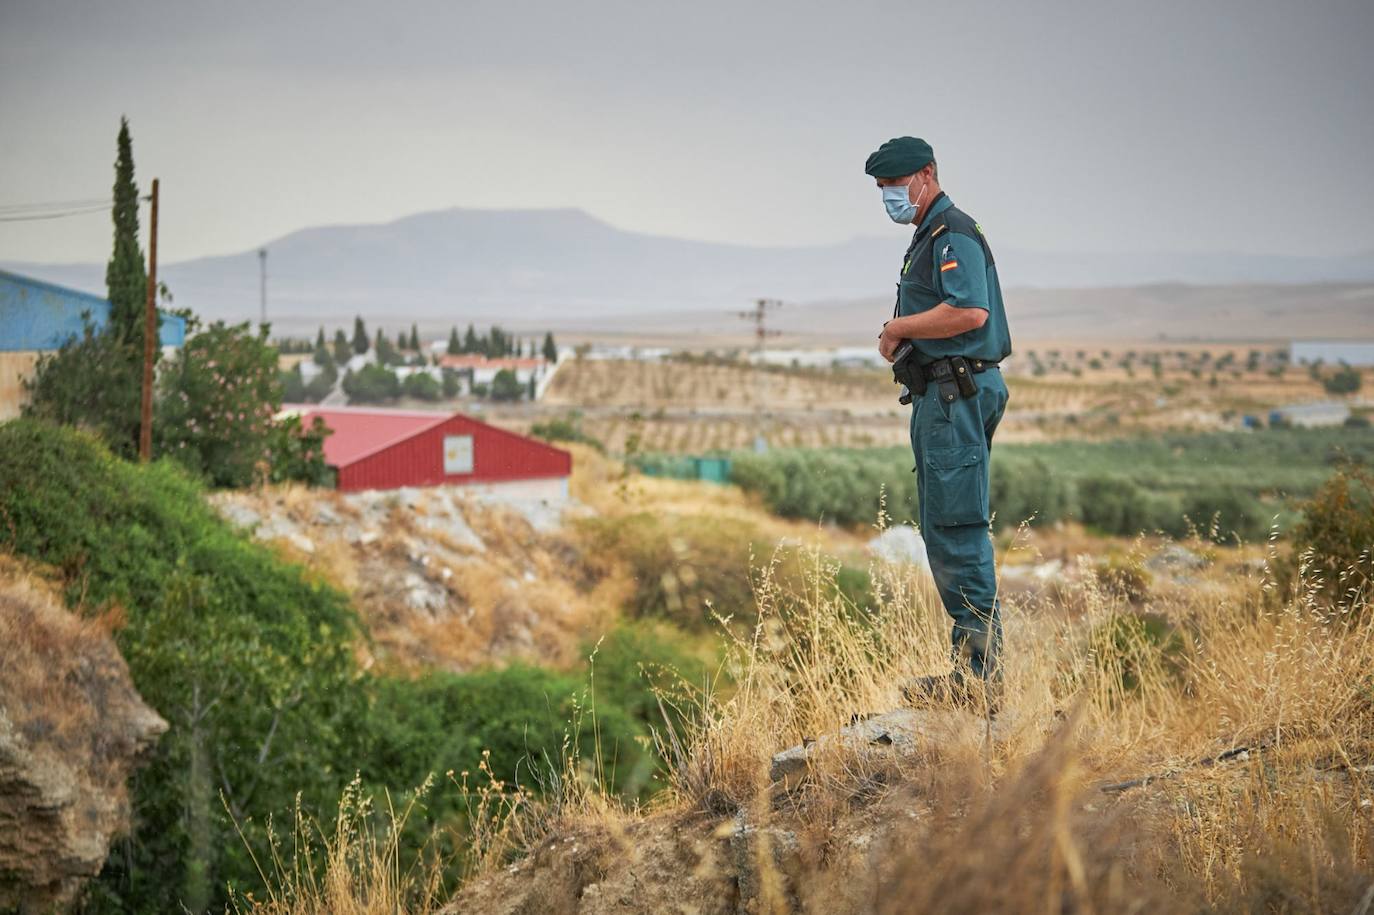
[
  {"left": 464, "top": 323, "right": 478, "bottom": 355},
  {"left": 543, "top": 331, "right": 558, "bottom": 363},
  {"left": 447, "top": 326, "right": 461, "bottom": 355},
  {"left": 333, "top": 329, "right": 351, "bottom": 364},
  {"left": 105, "top": 116, "right": 147, "bottom": 348},
  {"left": 352, "top": 316, "right": 369, "bottom": 354},
  {"left": 409, "top": 323, "right": 420, "bottom": 351}
]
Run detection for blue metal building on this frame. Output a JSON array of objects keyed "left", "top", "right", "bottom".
[{"left": 0, "top": 269, "right": 185, "bottom": 351}]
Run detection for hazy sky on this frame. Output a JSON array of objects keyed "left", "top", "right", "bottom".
[{"left": 2, "top": 0, "right": 1371, "bottom": 266}]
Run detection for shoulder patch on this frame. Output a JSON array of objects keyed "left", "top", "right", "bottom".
[{"left": 938, "top": 242, "right": 959, "bottom": 273}]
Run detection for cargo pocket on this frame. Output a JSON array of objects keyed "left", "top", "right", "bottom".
[{"left": 924, "top": 443, "right": 988, "bottom": 526}]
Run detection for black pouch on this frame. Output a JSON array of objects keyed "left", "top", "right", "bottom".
[
  {"left": 949, "top": 355, "right": 979, "bottom": 398},
  {"left": 929, "top": 358, "right": 959, "bottom": 405}
]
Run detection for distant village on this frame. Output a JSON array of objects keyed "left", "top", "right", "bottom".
[{"left": 275, "top": 318, "right": 563, "bottom": 407}]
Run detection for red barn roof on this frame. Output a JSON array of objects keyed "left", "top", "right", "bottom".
[
  {"left": 438, "top": 355, "right": 544, "bottom": 370},
  {"left": 279, "top": 403, "right": 571, "bottom": 491},
  {"left": 285, "top": 405, "right": 448, "bottom": 467}
]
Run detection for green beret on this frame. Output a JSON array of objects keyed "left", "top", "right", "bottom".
[{"left": 864, "top": 136, "right": 934, "bottom": 178}]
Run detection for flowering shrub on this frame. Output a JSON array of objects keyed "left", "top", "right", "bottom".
[{"left": 156, "top": 319, "right": 283, "bottom": 487}]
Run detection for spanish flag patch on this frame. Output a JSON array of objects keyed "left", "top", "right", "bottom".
[{"left": 940, "top": 260, "right": 959, "bottom": 272}]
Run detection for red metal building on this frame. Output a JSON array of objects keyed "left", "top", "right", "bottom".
[{"left": 283, "top": 404, "right": 572, "bottom": 493}]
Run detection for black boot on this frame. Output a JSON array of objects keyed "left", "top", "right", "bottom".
[{"left": 900, "top": 668, "right": 1002, "bottom": 717}]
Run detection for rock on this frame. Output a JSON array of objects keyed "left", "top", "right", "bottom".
[
  {"left": 0, "top": 571, "right": 167, "bottom": 910},
  {"left": 314, "top": 503, "right": 341, "bottom": 526},
  {"left": 769, "top": 708, "right": 981, "bottom": 788},
  {"left": 402, "top": 572, "right": 447, "bottom": 615},
  {"left": 866, "top": 525, "right": 929, "bottom": 568},
  {"left": 287, "top": 532, "right": 315, "bottom": 555},
  {"left": 256, "top": 516, "right": 299, "bottom": 543},
  {"left": 212, "top": 500, "right": 261, "bottom": 531},
  {"left": 417, "top": 512, "right": 486, "bottom": 551},
  {"left": 1146, "top": 544, "right": 1207, "bottom": 574},
  {"left": 728, "top": 811, "right": 801, "bottom": 911}
]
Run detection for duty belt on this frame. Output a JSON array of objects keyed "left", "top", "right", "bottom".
[
  {"left": 892, "top": 350, "right": 999, "bottom": 406},
  {"left": 920, "top": 356, "right": 999, "bottom": 382}
]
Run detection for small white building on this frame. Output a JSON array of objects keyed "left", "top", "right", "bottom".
[
  {"left": 1291, "top": 341, "right": 1374, "bottom": 367},
  {"left": 1271, "top": 401, "right": 1352, "bottom": 427}
]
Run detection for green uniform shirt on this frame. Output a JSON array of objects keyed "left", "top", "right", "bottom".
[{"left": 895, "top": 192, "right": 1012, "bottom": 366}]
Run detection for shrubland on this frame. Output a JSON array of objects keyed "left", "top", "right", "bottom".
[
  {"left": 0, "top": 419, "right": 700, "bottom": 911},
  {"left": 5, "top": 412, "right": 1371, "bottom": 912}
]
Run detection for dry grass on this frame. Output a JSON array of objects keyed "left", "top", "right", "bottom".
[{"left": 237, "top": 477, "right": 1374, "bottom": 913}]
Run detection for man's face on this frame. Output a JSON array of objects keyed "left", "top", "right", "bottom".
[{"left": 875, "top": 170, "right": 924, "bottom": 204}]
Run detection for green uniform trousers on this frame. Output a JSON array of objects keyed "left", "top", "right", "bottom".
[{"left": 908, "top": 366, "right": 1008, "bottom": 678}]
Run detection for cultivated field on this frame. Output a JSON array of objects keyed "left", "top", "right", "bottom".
[{"left": 505, "top": 344, "right": 1366, "bottom": 453}]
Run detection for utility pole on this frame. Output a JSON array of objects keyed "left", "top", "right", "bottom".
[
  {"left": 258, "top": 248, "right": 267, "bottom": 328},
  {"left": 736, "top": 297, "right": 783, "bottom": 453},
  {"left": 139, "top": 178, "right": 160, "bottom": 463}
]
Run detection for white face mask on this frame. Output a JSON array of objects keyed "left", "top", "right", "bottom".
[{"left": 882, "top": 179, "right": 928, "bottom": 225}]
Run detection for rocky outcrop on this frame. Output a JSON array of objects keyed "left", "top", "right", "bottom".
[{"left": 0, "top": 566, "right": 168, "bottom": 912}]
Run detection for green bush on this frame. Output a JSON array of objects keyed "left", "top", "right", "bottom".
[
  {"left": 363, "top": 664, "right": 643, "bottom": 800},
  {"left": 1321, "top": 363, "right": 1361, "bottom": 396},
  {"left": 402, "top": 370, "right": 442, "bottom": 401},
  {"left": 22, "top": 311, "right": 145, "bottom": 460},
  {"left": 264, "top": 413, "right": 333, "bottom": 486},
  {"left": 990, "top": 455, "right": 1074, "bottom": 528},
  {"left": 0, "top": 418, "right": 362, "bottom": 912},
  {"left": 1090, "top": 611, "right": 1187, "bottom": 694},
  {"left": 156, "top": 319, "right": 284, "bottom": 487},
  {"left": 1176, "top": 486, "right": 1270, "bottom": 542},
  {"left": 573, "top": 512, "right": 762, "bottom": 629},
  {"left": 1286, "top": 467, "right": 1374, "bottom": 615},
  {"left": 729, "top": 449, "right": 917, "bottom": 527},
  {"left": 531, "top": 410, "right": 605, "bottom": 453},
  {"left": 280, "top": 364, "right": 306, "bottom": 402},
  {"left": 343, "top": 363, "right": 401, "bottom": 403},
  {"left": 1076, "top": 475, "right": 1175, "bottom": 536},
  {"left": 490, "top": 368, "right": 524, "bottom": 401}
]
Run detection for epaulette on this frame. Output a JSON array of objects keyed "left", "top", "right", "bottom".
[{"left": 931, "top": 221, "right": 949, "bottom": 239}]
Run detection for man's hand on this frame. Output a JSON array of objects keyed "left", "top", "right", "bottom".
[{"left": 878, "top": 321, "right": 902, "bottom": 363}]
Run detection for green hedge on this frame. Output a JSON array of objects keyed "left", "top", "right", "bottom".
[{"left": 653, "top": 428, "right": 1374, "bottom": 540}]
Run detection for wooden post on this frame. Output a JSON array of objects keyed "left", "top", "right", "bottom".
[{"left": 139, "top": 178, "right": 159, "bottom": 462}]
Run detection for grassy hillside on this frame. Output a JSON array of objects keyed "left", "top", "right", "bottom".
[{"left": 0, "top": 420, "right": 691, "bottom": 911}]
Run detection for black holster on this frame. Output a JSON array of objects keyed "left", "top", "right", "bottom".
[{"left": 891, "top": 341, "right": 926, "bottom": 404}]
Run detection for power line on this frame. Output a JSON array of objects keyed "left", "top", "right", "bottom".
[
  {"left": 0, "top": 203, "right": 112, "bottom": 223},
  {"left": 0, "top": 196, "right": 110, "bottom": 213}
]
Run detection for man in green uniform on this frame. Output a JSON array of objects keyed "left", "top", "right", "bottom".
[{"left": 865, "top": 136, "right": 1013, "bottom": 712}]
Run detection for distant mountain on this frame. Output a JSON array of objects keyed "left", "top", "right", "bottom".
[{"left": 5, "top": 207, "right": 1373, "bottom": 335}]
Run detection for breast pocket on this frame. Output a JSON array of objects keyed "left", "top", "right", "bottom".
[
  {"left": 898, "top": 276, "right": 941, "bottom": 316},
  {"left": 924, "top": 443, "right": 988, "bottom": 527}
]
